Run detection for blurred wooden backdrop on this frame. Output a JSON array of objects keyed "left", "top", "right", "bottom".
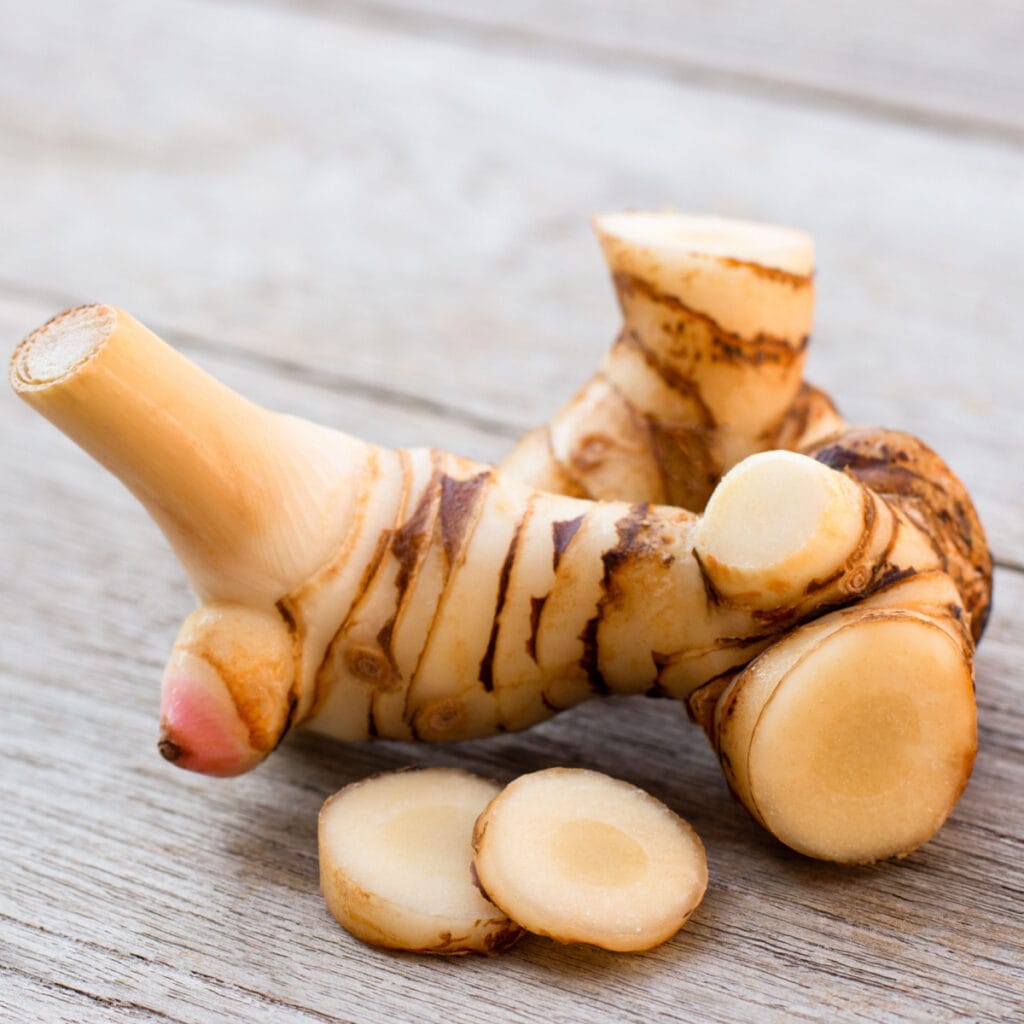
[{"left": 1, "top": 2, "right": 1022, "bottom": 1021}]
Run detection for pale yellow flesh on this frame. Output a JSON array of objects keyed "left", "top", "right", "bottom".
[
  {"left": 695, "top": 450, "right": 868, "bottom": 608},
  {"left": 318, "top": 769, "right": 522, "bottom": 954},
  {"left": 720, "top": 613, "right": 976, "bottom": 864},
  {"left": 592, "top": 211, "right": 815, "bottom": 277},
  {"left": 473, "top": 768, "right": 707, "bottom": 952}
]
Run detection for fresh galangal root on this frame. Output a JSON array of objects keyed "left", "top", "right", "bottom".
[
  {"left": 496, "top": 213, "right": 991, "bottom": 864},
  {"left": 318, "top": 768, "right": 523, "bottom": 954},
  {"left": 9, "top": 306, "right": 927, "bottom": 766},
  {"left": 473, "top": 768, "right": 707, "bottom": 952},
  {"left": 9, "top": 294, "right": 990, "bottom": 863}
]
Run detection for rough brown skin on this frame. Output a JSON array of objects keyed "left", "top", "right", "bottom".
[
  {"left": 297, "top": 455, "right": 917, "bottom": 746},
  {"left": 9, "top": 258, "right": 991, "bottom": 862},
  {"left": 806, "top": 428, "right": 992, "bottom": 641}
]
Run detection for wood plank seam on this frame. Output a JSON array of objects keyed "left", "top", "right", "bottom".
[
  {"left": 0, "top": 914, "right": 348, "bottom": 1024},
  {"left": 0, "top": 279, "right": 525, "bottom": 439},
  {"left": 232, "top": 0, "right": 1024, "bottom": 147},
  {"left": 0, "top": 965, "right": 183, "bottom": 1024}
]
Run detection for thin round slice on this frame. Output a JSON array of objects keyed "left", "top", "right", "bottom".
[
  {"left": 318, "top": 768, "right": 524, "bottom": 955},
  {"left": 472, "top": 768, "right": 707, "bottom": 952}
]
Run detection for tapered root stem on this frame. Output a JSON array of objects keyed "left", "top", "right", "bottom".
[
  {"left": 11, "top": 305, "right": 366, "bottom": 770},
  {"left": 10, "top": 305, "right": 364, "bottom": 604}
]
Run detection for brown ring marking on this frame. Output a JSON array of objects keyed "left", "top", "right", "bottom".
[
  {"left": 440, "top": 471, "right": 492, "bottom": 567},
  {"left": 374, "top": 452, "right": 448, "bottom": 674},
  {"left": 479, "top": 500, "right": 532, "bottom": 694},
  {"left": 526, "top": 594, "right": 547, "bottom": 664},
  {"left": 609, "top": 333, "right": 723, "bottom": 505},
  {"left": 614, "top": 272, "right": 805, "bottom": 364},
  {"left": 288, "top": 447, "right": 383, "bottom": 717},
  {"left": 716, "top": 255, "right": 813, "bottom": 288},
  {"left": 402, "top": 456, "right": 495, "bottom": 730},
  {"left": 551, "top": 513, "right": 585, "bottom": 574},
  {"left": 310, "top": 447, "right": 415, "bottom": 720},
  {"left": 271, "top": 598, "right": 306, "bottom": 747},
  {"left": 189, "top": 650, "right": 270, "bottom": 753},
  {"left": 597, "top": 367, "right": 684, "bottom": 505},
  {"left": 614, "top": 329, "right": 716, "bottom": 426},
  {"left": 577, "top": 503, "right": 650, "bottom": 694}
]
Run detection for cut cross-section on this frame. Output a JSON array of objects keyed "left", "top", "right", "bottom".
[
  {"left": 695, "top": 450, "right": 867, "bottom": 609},
  {"left": 716, "top": 609, "right": 977, "bottom": 863},
  {"left": 318, "top": 768, "right": 524, "bottom": 954},
  {"left": 472, "top": 768, "right": 707, "bottom": 952}
]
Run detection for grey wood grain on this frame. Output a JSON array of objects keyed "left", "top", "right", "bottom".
[
  {"left": 267, "top": 0, "right": 1024, "bottom": 140},
  {"left": 1, "top": 1, "right": 1023, "bottom": 1022}
]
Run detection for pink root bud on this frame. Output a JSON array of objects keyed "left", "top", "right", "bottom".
[{"left": 159, "top": 652, "right": 265, "bottom": 777}]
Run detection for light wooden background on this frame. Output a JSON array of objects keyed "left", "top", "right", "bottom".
[{"left": 1, "top": 2, "right": 1022, "bottom": 1021}]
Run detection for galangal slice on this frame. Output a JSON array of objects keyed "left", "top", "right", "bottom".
[
  {"left": 472, "top": 768, "right": 707, "bottom": 952},
  {"left": 319, "top": 768, "right": 524, "bottom": 955}
]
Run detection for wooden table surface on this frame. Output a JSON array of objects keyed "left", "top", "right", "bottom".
[{"left": 2, "top": 2, "right": 1022, "bottom": 1021}]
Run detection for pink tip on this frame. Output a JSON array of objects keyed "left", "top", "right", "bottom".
[{"left": 159, "top": 654, "right": 264, "bottom": 777}]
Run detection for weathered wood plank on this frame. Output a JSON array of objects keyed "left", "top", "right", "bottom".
[
  {"left": 277, "top": 0, "right": 1024, "bottom": 139},
  {"left": 2, "top": 2, "right": 1022, "bottom": 1022},
  {"left": 0, "top": 968, "right": 184, "bottom": 1024},
  {"left": 2, "top": 1, "right": 1021, "bottom": 563},
  {"left": 2, "top": 568, "right": 1022, "bottom": 1024},
  {"left": 2, "top": 292, "right": 1021, "bottom": 1023}
]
